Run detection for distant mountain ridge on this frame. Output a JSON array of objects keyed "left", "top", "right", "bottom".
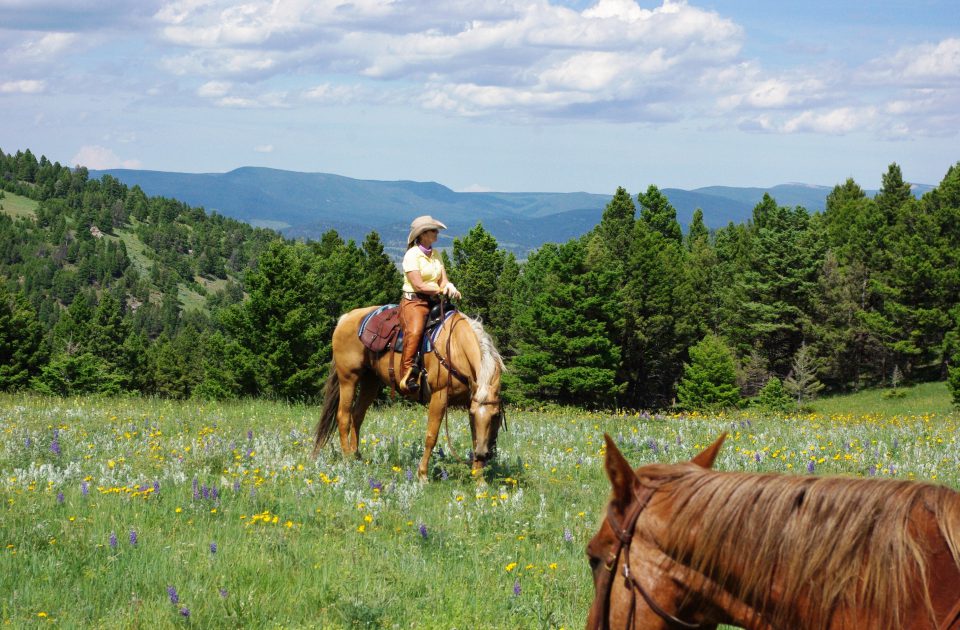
[{"left": 92, "top": 167, "right": 934, "bottom": 255}]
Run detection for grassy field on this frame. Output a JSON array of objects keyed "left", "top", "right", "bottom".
[
  {"left": 0, "top": 192, "right": 39, "bottom": 219},
  {"left": 1, "top": 385, "right": 958, "bottom": 628}
]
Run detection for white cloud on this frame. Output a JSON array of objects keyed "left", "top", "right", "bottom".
[
  {"left": 0, "top": 79, "right": 46, "bottom": 93},
  {"left": 197, "top": 80, "right": 231, "bottom": 97},
  {"left": 863, "top": 37, "right": 960, "bottom": 85},
  {"left": 71, "top": 145, "right": 142, "bottom": 169},
  {"left": 11, "top": 32, "right": 77, "bottom": 61},
  {"left": 254, "top": 144, "right": 273, "bottom": 153}
]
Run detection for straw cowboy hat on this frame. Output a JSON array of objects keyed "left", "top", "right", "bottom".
[{"left": 406, "top": 215, "right": 447, "bottom": 248}]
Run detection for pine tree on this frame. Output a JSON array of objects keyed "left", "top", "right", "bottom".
[
  {"left": 756, "top": 376, "right": 794, "bottom": 412},
  {"left": 676, "top": 334, "right": 741, "bottom": 410},
  {"left": 784, "top": 343, "right": 825, "bottom": 404},
  {"left": 450, "top": 223, "right": 505, "bottom": 324},
  {"left": 0, "top": 284, "right": 47, "bottom": 390}
]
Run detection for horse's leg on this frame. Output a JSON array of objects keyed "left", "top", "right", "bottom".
[
  {"left": 336, "top": 366, "right": 362, "bottom": 458},
  {"left": 417, "top": 389, "right": 448, "bottom": 482},
  {"left": 351, "top": 371, "right": 381, "bottom": 444}
]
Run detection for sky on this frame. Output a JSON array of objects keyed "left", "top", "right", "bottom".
[{"left": 1, "top": 0, "right": 958, "bottom": 193}]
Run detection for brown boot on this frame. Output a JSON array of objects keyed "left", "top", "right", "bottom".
[{"left": 399, "top": 366, "right": 420, "bottom": 395}]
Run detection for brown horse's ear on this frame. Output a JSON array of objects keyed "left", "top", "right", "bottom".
[
  {"left": 691, "top": 433, "right": 727, "bottom": 469},
  {"left": 604, "top": 434, "right": 638, "bottom": 513}
]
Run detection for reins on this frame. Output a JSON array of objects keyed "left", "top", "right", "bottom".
[{"left": 593, "top": 481, "right": 703, "bottom": 630}]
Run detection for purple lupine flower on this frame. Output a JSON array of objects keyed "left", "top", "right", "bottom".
[
  {"left": 676, "top": 435, "right": 682, "bottom": 445},
  {"left": 647, "top": 439, "right": 658, "bottom": 454},
  {"left": 129, "top": 530, "right": 137, "bottom": 546},
  {"left": 219, "top": 588, "right": 228, "bottom": 599},
  {"left": 153, "top": 480, "right": 161, "bottom": 493},
  {"left": 179, "top": 607, "right": 190, "bottom": 618},
  {"left": 868, "top": 465, "right": 877, "bottom": 476},
  {"left": 890, "top": 464, "right": 897, "bottom": 475},
  {"left": 247, "top": 448, "right": 254, "bottom": 459},
  {"left": 25, "top": 436, "right": 32, "bottom": 448},
  {"left": 418, "top": 524, "right": 428, "bottom": 539},
  {"left": 211, "top": 486, "right": 219, "bottom": 500},
  {"left": 564, "top": 528, "right": 573, "bottom": 543},
  {"left": 233, "top": 479, "right": 241, "bottom": 493},
  {"left": 167, "top": 586, "right": 179, "bottom": 605},
  {"left": 192, "top": 478, "right": 199, "bottom": 500},
  {"left": 109, "top": 532, "right": 118, "bottom": 549},
  {"left": 247, "top": 430, "right": 253, "bottom": 441},
  {"left": 405, "top": 469, "right": 413, "bottom": 482},
  {"left": 437, "top": 447, "right": 445, "bottom": 458},
  {"left": 440, "top": 469, "right": 449, "bottom": 481},
  {"left": 202, "top": 485, "right": 210, "bottom": 500},
  {"left": 368, "top": 478, "right": 382, "bottom": 491},
  {"left": 50, "top": 438, "right": 61, "bottom": 456},
  {"left": 81, "top": 481, "right": 89, "bottom": 496},
  {"left": 57, "top": 491, "right": 64, "bottom": 504},
  {"left": 754, "top": 453, "right": 762, "bottom": 463},
  {"left": 513, "top": 580, "right": 521, "bottom": 596},
  {"left": 210, "top": 542, "right": 217, "bottom": 554},
  {"left": 249, "top": 486, "right": 256, "bottom": 498},
  {"left": 893, "top": 438, "right": 899, "bottom": 449},
  {"left": 807, "top": 460, "right": 815, "bottom": 474}
]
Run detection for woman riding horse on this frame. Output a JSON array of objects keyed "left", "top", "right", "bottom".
[{"left": 399, "top": 215, "right": 461, "bottom": 394}]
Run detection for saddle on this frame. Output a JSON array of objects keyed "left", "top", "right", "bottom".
[{"left": 358, "top": 303, "right": 455, "bottom": 354}]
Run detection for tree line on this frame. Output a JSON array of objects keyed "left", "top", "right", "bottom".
[{"left": 1, "top": 147, "right": 959, "bottom": 408}]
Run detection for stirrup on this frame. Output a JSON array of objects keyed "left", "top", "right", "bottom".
[{"left": 399, "top": 367, "right": 420, "bottom": 394}]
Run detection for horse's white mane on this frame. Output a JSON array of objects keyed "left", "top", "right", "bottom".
[{"left": 463, "top": 316, "right": 504, "bottom": 399}]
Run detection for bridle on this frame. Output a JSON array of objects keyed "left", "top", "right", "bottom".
[{"left": 590, "top": 481, "right": 703, "bottom": 630}]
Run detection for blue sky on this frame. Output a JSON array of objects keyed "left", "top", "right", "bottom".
[{"left": 1, "top": 0, "right": 957, "bottom": 193}]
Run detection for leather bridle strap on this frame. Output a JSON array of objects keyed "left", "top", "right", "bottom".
[
  {"left": 598, "top": 483, "right": 702, "bottom": 630},
  {"left": 941, "top": 596, "right": 960, "bottom": 630}
]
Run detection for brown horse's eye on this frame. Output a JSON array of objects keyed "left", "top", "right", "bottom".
[{"left": 588, "top": 555, "right": 601, "bottom": 571}]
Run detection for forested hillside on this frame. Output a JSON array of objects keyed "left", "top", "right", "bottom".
[{"left": 2, "top": 147, "right": 959, "bottom": 408}]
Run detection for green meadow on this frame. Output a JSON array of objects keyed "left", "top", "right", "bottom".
[{"left": 2, "top": 386, "right": 958, "bottom": 628}]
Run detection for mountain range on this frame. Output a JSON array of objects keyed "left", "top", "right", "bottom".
[{"left": 91, "top": 167, "right": 934, "bottom": 256}]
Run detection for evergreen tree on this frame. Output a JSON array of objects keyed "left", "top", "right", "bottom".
[
  {"left": 638, "top": 185, "right": 682, "bottom": 244},
  {"left": 509, "top": 241, "right": 622, "bottom": 406},
  {"left": 450, "top": 223, "right": 505, "bottom": 325},
  {"left": 0, "top": 284, "right": 47, "bottom": 390},
  {"left": 756, "top": 376, "right": 794, "bottom": 412},
  {"left": 784, "top": 343, "right": 825, "bottom": 404},
  {"left": 676, "top": 334, "right": 741, "bottom": 410}
]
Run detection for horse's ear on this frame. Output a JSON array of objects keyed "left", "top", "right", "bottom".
[
  {"left": 691, "top": 433, "right": 727, "bottom": 469},
  {"left": 604, "top": 434, "right": 638, "bottom": 512}
]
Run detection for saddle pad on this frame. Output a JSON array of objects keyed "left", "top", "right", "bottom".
[{"left": 394, "top": 308, "right": 458, "bottom": 354}]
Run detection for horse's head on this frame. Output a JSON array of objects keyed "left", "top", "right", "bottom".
[
  {"left": 469, "top": 392, "right": 502, "bottom": 465},
  {"left": 585, "top": 433, "right": 727, "bottom": 630}
]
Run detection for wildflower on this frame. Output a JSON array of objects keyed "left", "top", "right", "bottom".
[
  {"left": 25, "top": 437, "right": 32, "bottom": 448},
  {"left": 807, "top": 460, "right": 815, "bottom": 474},
  {"left": 109, "top": 532, "right": 118, "bottom": 550},
  {"left": 56, "top": 491, "right": 64, "bottom": 504},
  {"left": 513, "top": 580, "right": 521, "bottom": 596},
  {"left": 563, "top": 529, "right": 573, "bottom": 543},
  {"left": 418, "top": 524, "right": 428, "bottom": 539},
  {"left": 167, "top": 586, "right": 179, "bottom": 605},
  {"left": 754, "top": 453, "right": 761, "bottom": 463},
  {"left": 219, "top": 588, "right": 228, "bottom": 598},
  {"left": 153, "top": 480, "right": 160, "bottom": 493},
  {"left": 210, "top": 542, "right": 217, "bottom": 554},
  {"left": 368, "top": 478, "right": 382, "bottom": 491},
  {"left": 50, "top": 438, "right": 61, "bottom": 456},
  {"left": 247, "top": 430, "right": 253, "bottom": 441},
  {"left": 37, "top": 612, "right": 48, "bottom": 618},
  {"left": 505, "top": 562, "right": 517, "bottom": 572},
  {"left": 405, "top": 469, "right": 413, "bottom": 482},
  {"left": 179, "top": 607, "right": 190, "bottom": 617},
  {"left": 868, "top": 465, "right": 877, "bottom": 476},
  {"left": 81, "top": 481, "right": 89, "bottom": 496},
  {"left": 192, "top": 478, "right": 199, "bottom": 500},
  {"left": 129, "top": 530, "right": 138, "bottom": 546},
  {"left": 233, "top": 479, "right": 241, "bottom": 493},
  {"left": 441, "top": 469, "right": 449, "bottom": 481}
]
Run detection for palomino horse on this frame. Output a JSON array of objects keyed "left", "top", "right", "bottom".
[
  {"left": 312, "top": 305, "right": 504, "bottom": 480},
  {"left": 587, "top": 434, "right": 960, "bottom": 630}
]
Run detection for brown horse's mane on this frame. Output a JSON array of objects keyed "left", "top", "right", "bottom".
[{"left": 641, "top": 462, "right": 960, "bottom": 630}]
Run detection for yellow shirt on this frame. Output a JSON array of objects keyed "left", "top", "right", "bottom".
[{"left": 402, "top": 246, "right": 443, "bottom": 294}]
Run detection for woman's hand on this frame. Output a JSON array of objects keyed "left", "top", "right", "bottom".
[{"left": 443, "top": 283, "right": 461, "bottom": 300}]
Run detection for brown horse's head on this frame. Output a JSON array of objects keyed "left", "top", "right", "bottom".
[{"left": 585, "top": 434, "right": 727, "bottom": 630}]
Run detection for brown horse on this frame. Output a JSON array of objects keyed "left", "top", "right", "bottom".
[
  {"left": 312, "top": 305, "right": 504, "bottom": 480},
  {"left": 587, "top": 434, "right": 960, "bottom": 630}
]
